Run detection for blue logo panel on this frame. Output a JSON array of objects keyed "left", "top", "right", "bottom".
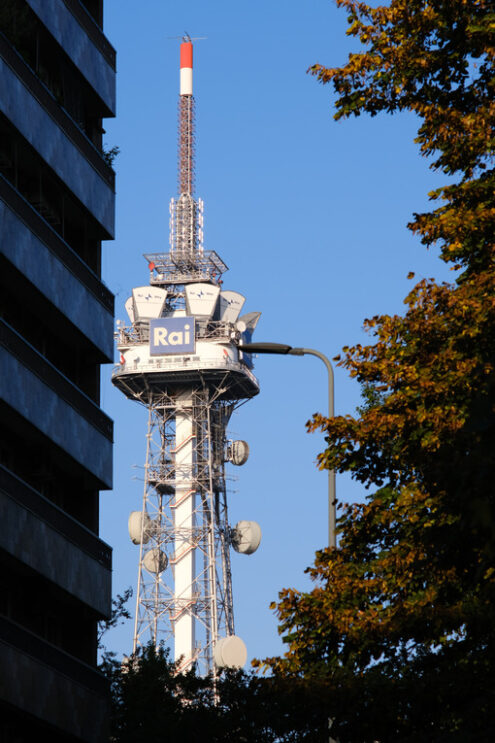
[{"left": 150, "top": 317, "right": 196, "bottom": 356}]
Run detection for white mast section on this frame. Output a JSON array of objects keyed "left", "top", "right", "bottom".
[{"left": 173, "top": 395, "right": 196, "bottom": 669}]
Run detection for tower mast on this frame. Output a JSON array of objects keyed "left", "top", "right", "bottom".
[
  {"left": 170, "top": 37, "right": 203, "bottom": 260},
  {"left": 113, "top": 40, "right": 262, "bottom": 675},
  {"left": 178, "top": 39, "right": 194, "bottom": 197}
]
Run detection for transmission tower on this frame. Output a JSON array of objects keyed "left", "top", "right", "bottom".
[{"left": 113, "top": 38, "right": 262, "bottom": 675}]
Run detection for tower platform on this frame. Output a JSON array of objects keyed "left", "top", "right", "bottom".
[{"left": 112, "top": 351, "right": 259, "bottom": 402}]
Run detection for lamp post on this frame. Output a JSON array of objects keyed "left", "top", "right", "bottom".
[{"left": 239, "top": 342, "right": 336, "bottom": 548}]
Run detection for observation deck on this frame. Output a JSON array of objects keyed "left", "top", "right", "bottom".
[{"left": 112, "top": 321, "right": 259, "bottom": 402}]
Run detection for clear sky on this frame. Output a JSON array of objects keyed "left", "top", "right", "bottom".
[{"left": 100, "top": 0, "right": 452, "bottom": 664}]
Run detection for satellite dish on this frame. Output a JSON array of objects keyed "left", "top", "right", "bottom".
[
  {"left": 128, "top": 511, "right": 152, "bottom": 544},
  {"left": 231, "top": 520, "right": 261, "bottom": 555},
  {"left": 228, "top": 440, "right": 249, "bottom": 466},
  {"left": 213, "top": 635, "right": 247, "bottom": 669},
  {"left": 143, "top": 548, "right": 168, "bottom": 574}
]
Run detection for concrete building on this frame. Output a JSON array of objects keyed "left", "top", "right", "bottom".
[{"left": 0, "top": 1, "right": 115, "bottom": 740}]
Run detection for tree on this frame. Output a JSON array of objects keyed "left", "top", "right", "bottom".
[
  {"left": 97, "top": 588, "right": 133, "bottom": 666},
  {"left": 103, "top": 643, "right": 329, "bottom": 742},
  {"left": 258, "top": 2, "right": 495, "bottom": 740}
]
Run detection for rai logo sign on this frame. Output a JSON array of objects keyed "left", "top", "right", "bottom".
[{"left": 150, "top": 317, "right": 196, "bottom": 355}]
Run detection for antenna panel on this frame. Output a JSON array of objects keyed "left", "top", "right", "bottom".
[
  {"left": 125, "top": 297, "right": 135, "bottom": 323},
  {"left": 236, "top": 311, "right": 261, "bottom": 333},
  {"left": 218, "top": 291, "right": 245, "bottom": 324},
  {"left": 185, "top": 283, "right": 220, "bottom": 319},
  {"left": 132, "top": 287, "right": 168, "bottom": 320},
  {"left": 237, "top": 312, "right": 262, "bottom": 369}
]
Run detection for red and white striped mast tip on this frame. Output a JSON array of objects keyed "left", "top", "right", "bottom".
[
  {"left": 178, "top": 38, "right": 194, "bottom": 196},
  {"left": 180, "top": 40, "right": 193, "bottom": 96}
]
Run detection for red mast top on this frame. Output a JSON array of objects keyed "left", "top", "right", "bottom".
[{"left": 180, "top": 41, "right": 193, "bottom": 70}]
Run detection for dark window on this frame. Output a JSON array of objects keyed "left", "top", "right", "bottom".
[
  {"left": 0, "top": 114, "right": 104, "bottom": 274},
  {"left": 0, "top": 551, "right": 99, "bottom": 664},
  {"left": 0, "top": 274, "right": 102, "bottom": 402},
  {"left": 0, "top": 0, "right": 108, "bottom": 147},
  {"left": 0, "top": 411, "right": 100, "bottom": 532},
  {"left": 80, "top": 0, "right": 104, "bottom": 28}
]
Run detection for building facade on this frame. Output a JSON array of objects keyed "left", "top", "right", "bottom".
[{"left": 0, "top": 1, "right": 115, "bottom": 740}]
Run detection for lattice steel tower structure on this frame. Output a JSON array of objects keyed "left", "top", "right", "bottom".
[{"left": 113, "top": 38, "right": 262, "bottom": 675}]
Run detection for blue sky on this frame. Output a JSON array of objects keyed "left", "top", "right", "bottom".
[{"left": 100, "top": 0, "right": 452, "bottom": 663}]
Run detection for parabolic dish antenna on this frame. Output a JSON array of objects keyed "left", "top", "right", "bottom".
[{"left": 213, "top": 635, "right": 247, "bottom": 669}]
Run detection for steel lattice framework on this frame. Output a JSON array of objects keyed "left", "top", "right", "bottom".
[
  {"left": 169, "top": 92, "right": 204, "bottom": 259},
  {"left": 131, "top": 387, "right": 236, "bottom": 674},
  {"left": 178, "top": 94, "right": 195, "bottom": 195}
]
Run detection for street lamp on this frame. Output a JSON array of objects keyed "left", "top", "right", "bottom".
[{"left": 238, "top": 342, "right": 336, "bottom": 548}]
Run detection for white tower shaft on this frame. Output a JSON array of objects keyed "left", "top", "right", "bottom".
[{"left": 173, "top": 399, "right": 195, "bottom": 668}]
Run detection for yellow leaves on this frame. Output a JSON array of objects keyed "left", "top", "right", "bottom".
[
  {"left": 306, "top": 271, "right": 495, "bottom": 490},
  {"left": 264, "top": 0, "right": 495, "bottom": 694}
]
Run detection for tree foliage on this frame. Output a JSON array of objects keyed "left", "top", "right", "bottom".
[
  {"left": 103, "top": 644, "right": 329, "bottom": 742},
  {"left": 258, "top": 1, "right": 495, "bottom": 740},
  {"left": 98, "top": 588, "right": 133, "bottom": 653},
  {"left": 312, "top": 0, "right": 495, "bottom": 275}
]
